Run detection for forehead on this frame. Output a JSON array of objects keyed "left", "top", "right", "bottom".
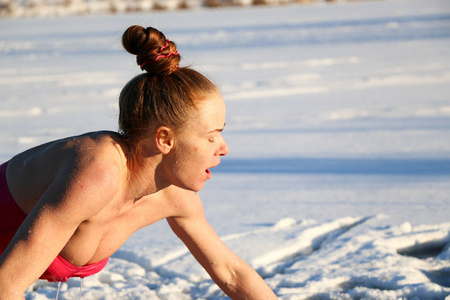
[
  {"left": 198, "top": 93, "right": 225, "bottom": 114},
  {"left": 192, "top": 93, "right": 226, "bottom": 128}
]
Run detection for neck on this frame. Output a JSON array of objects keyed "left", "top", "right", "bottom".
[{"left": 124, "top": 141, "right": 168, "bottom": 201}]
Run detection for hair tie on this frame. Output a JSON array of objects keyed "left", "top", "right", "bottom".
[
  {"left": 154, "top": 50, "right": 179, "bottom": 62},
  {"left": 140, "top": 39, "right": 179, "bottom": 71},
  {"left": 143, "top": 27, "right": 150, "bottom": 45},
  {"left": 140, "top": 51, "right": 179, "bottom": 70},
  {"left": 158, "top": 40, "right": 170, "bottom": 53}
]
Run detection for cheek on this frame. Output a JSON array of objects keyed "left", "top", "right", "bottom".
[{"left": 176, "top": 147, "right": 200, "bottom": 170}]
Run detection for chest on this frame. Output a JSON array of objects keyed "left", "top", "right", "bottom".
[{"left": 62, "top": 195, "right": 175, "bottom": 266}]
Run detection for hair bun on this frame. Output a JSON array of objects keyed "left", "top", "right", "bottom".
[{"left": 122, "top": 25, "right": 180, "bottom": 75}]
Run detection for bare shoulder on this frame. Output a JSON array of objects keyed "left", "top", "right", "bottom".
[
  {"left": 8, "top": 131, "right": 125, "bottom": 170},
  {"left": 164, "top": 186, "right": 205, "bottom": 219},
  {"left": 7, "top": 132, "right": 127, "bottom": 213},
  {"left": 43, "top": 132, "right": 125, "bottom": 186},
  {"left": 65, "top": 132, "right": 126, "bottom": 175},
  {"left": 165, "top": 188, "right": 208, "bottom": 242},
  {"left": 54, "top": 132, "right": 126, "bottom": 204}
]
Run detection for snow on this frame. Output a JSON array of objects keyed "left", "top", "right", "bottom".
[{"left": 0, "top": 0, "right": 449, "bottom": 298}]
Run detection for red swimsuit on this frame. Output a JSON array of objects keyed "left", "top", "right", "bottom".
[{"left": 0, "top": 162, "right": 109, "bottom": 282}]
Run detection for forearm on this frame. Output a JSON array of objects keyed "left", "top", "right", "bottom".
[
  {"left": 166, "top": 211, "right": 277, "bottom": 298},
  {"left": 213, "top": 261, "right": 277, "bottom": 299}
]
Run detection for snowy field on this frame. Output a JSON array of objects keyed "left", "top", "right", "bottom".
[{"left": 1, "top": 0, "right": 450, "bottom": 298}]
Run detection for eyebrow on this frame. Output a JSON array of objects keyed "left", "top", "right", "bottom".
[{"left": 207, "top": 122, "right": 226, "bottom": 134}]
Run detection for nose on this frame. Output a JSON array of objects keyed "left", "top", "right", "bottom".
[{"left": 217, "top": 134, "right": 229, "bottom": 156}]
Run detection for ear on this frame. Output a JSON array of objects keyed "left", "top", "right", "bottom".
[{"left": 155, "top": 126, "right": 174, "bottom": 154}]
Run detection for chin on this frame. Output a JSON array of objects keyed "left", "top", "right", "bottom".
[
  {"left": 191, "top": 183, "right": 205, "bottom": 193},
  {"left": 190, "top": 181, "right": 206, "bottom": 193},
  {"left": 177, "top": 180, "right": 205, "bottom": 193}
]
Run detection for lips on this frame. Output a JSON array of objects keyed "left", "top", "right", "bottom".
[{"left": 205, "top": 162, "right": 220, "bottom": 180}]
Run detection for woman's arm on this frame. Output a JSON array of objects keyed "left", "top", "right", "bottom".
[
  {"left": 166, "top": 193, "right": 277, "bottom": 299},
  {"left": 0, "top": 159, "right": 118, "bottom": 298}
]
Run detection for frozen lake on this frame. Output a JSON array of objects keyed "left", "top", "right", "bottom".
[{"left": 1, "top": 0, "right": 449, "bottom": 298}]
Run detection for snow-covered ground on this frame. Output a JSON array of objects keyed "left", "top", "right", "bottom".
[{"left": 1, "top": 0, "right": 450, "bottom": 298}]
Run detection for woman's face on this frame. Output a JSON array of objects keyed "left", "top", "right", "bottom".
[{"left": 163, "top": 92, "right": 229, "bottom": 192}]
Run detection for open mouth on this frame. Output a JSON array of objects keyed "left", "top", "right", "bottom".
[
  {"left": 205, "top": 162, "right": 220, "bottom": 179},
  {"left": 205, "top": 168, "right": 212, "bottom": 179}
]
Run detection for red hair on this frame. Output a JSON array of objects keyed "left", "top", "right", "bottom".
[{"left": 118, "top": 26, "right": 218, "bottom": 144}]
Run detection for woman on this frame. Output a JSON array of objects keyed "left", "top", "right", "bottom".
[{"left": 0, "top": 26, "right": 277, "bottom": 299}]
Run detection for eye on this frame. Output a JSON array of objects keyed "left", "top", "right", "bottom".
[{"left": 208, "top": 137, "right": 215, "bottom": 142}]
